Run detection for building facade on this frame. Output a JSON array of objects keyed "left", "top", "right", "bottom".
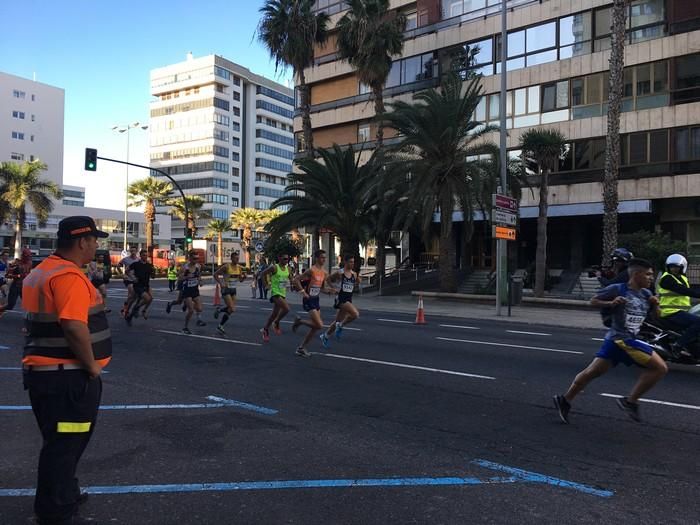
[
  {"left": 149, "top": 54, "right": 294, "bottom": 240},
  {"left": 0, "top": 71, "right": 64, "bottom": 186},
  {"left": 299, "top": 0, "right": 700, "bottom": 271},
  {"left": 61, "top": 184, "right": 85, "bottom": 207}
]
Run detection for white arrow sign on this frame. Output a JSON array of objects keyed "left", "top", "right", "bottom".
[{"left": 492, "top": 209, "right": 517, "bottom": 226}]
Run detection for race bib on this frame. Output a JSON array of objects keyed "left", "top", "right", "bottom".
[
  {"left": 625, "top": 314, "right": 645, "bottom": 334},
  {"left": 309, "top": 286, "right": 321, "bottom": 297},
  {"left": 186, "top": 278, "right": 198, "bottom": 288},
  {"left": 342, "top": 282, "right": 354, "bottom": 293}
]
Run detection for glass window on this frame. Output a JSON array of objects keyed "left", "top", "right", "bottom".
[
  {"left": 475, "top": 97, "right": 486, "bottom": 121},
  {"left": 629, "top": 133, "right": 647, "bottom": 164},
  {"left": 636, "top": 64, "right": 651, "bottom": 95},
  {"left": 559, "top": 13, "right": 592, "bottom": 46},
  {"left": 527, "top": 49, "right": 557, "bottom": 67},
  {"left": 675, "top": 129, "right": 689, "bottom": 161},
  {"left": 527, "top": 86, "right": 540, "bottom": 113},
  {"left": 526, "top": 22, "right": 556, "bottom": 52},
  {"left": 586, "top": 74, "right": 602, "bottom": 104},
  {"left": 386, "top": 61, "right": 401, "bottom": 87},
  {"left": 358, "top": 124, "right": 370, "bottom": 143},
  {"left": 629, "top": 0, "right": 664, "bottom": 28},
  {"left": 542, "top": 83, "right": 557, "bottom": 112},
  {"left": 693, "top": 128, "right": 700, "bottom": 159},
  {"left": 443, "top": 0, "right": 463, "bottom": 18},
  {"left": 469, "top": 38, "right": 493, "bottom": 66},
  {"left": 488, "top": 93, "right": 500, "bottom": 120},
  {"left": 675, "top": 55, "right": 700, "bottom": 90},
  {"left": 623, "top": 68, "right": 634, "bottom": 98},
  {"left": 401, "top": 55, "right": 422, "bottom": 84},
  {"left": 595, "top": 7, "right": 611, "bottom": 38},
  {"left": 556, "top": 81, "right": 569, "bottom": 108},
  {"left": 405, "top": 11, "right": 417, "bottom": 30},
  {"left": 421, "top": 53, "right": 435, "bottom": 79},
  {"left": 649, "top": 130, "right": 668, "bottom": 163},
  {"left": 514, "top": 88, "right": 527, "bottom": 115},
  {"left": 571, "top": 78, "right": 584, "bottom": 106},
  {"left": 559, "top": 41, "right": 592, "bottom": 59}
]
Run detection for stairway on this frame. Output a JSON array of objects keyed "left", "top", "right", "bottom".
[
  {"left": 459, "top": 270, "right": 494, "bottom": 294},
  {"left": 570, "top": 273, "right": 601, "bottom": 299}
]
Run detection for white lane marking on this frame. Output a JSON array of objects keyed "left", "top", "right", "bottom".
[
  {"left": 506, "top": 330, "right": 551, "bottom": 337},
  {"left": 261, "top": 307, "right": 273, "bottom": 311},
  {"left": 156, "top": 330, "right": 261, "bottom": 347},
  {"left": 600, "top": 393, "right": 700, "bottom": 411},
  {"left": 377, "top": 318, "right": 413, "bottom": 324},
  {"left": 279, "top": 320, "right": 362, "bottom": 331},
  {"left": 314, "top": 353, "right": 495, "bottom": 380},
  {"left": 440, "top": 324, "right": 480, "bottom": 330},
  {"left": 592, "top": 338, "right": 605, "bottom": 342},
  {"left": 436, "top": 337, "right": 583, "bottom": 355}
]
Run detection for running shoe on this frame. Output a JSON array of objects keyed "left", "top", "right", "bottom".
[
  {"left": 553, "top": 395, "right": 570, "bottom": 424},
  {"left": 141, "top": 310, "right": 148, "bottom": 320},
  {"left": 217, "top": 325, "right": 226, "bottom": 335},
  {"left": 616, "top": 397, "right": 641, "bottom": 422},
  {"left": 182, "top": 327, "right": 192, "bottom": 335},
  {"left": 260, "top": 328, "right": 270, "bottom": 342},
  {"left": 292, "top": 317, "right": 302, "bottom": 333},
  {"left": 214, "top": 308, "right": 220, "bottom": 320},
  {"left": 196, "top": 319, "right": 207, "bottom": 327},
  {"left": 295, "top": 347, "right": 311, "bottom": 358},
  {"left": 104, "top": 308, "right": 112, "bottom": 314},
  {"left": 273, "top": 322, "right": 282, "bottom": 336},
  {"left": 320, "top": 333, "right": 330, "bottom": 350},
  {"left": 335, "top": 323, "right": 343, "bottom": 341},
  {"left": 166, "top": 301, "right": 172, "bottom": 314}
]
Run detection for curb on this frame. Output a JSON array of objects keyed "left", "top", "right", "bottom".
[{"left": 410, "top": 291, "right": 590, "bottom": 309}]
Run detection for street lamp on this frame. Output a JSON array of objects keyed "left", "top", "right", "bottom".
[{"left": 112, "top": 122, "right": 149, "bottom": 252}]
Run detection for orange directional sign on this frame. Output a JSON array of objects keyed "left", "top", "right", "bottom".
[{"left": 493, "top": 225, "right": 517, "bottom": 241}]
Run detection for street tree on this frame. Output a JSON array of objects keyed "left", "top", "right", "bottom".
[
  {"left": 231, "top": 208, "right": 277, "bottom": 267},
  {"left": 206, "top": 219, "right": 232, "bottom": 266},
  {"left": 127, "top": 177, "right": 173, "bottom": 253},
  {"left": 168, "top": 195, "right": 206, "bottom": 240}
]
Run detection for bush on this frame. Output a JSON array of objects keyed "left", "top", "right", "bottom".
[{"left": 618, "top": 230, "right": 687, "bottom": 271}]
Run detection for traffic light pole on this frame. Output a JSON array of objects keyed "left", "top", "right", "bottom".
[{"left": 94, "top": 155, "right": 190, "bottom": 249}]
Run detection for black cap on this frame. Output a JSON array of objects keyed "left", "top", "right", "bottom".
[{"left": 57, "top": 216, "right": 109, "bottom": 240}]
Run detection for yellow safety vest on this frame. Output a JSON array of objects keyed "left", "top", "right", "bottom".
[
  {"left": 167, "top": 266, "right": 178, "bottom": 280},
  {"left": 657, "top": 271, "right": 691, "bottom": 317}
]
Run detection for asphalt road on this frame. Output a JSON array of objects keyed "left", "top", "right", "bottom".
[{"left": 1, "top": 281, "right": 699, "bottom": 524}]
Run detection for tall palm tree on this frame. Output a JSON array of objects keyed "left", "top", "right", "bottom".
[
  {"left": 602, "top": 0, "right": 630, "bottom": 267},
  {"left": 0, "top": 160, "right": 62, "bottom": 259},
  {"left": 382, "top": 72, "right": 498, "bottom": 292},
  {"left": 267, "top": 144, "right": 379, "bottom": 271},
  {"left": 231, "top": 208, "right": 269, "bottom": 267},
  {"left": 127, "top": 177, "right": 173, "bottom": 253},
  {"left": 336, "top": 0, "right": 406, "bottom": 147},
  {"left": 168, "top": 195, "right": 206, "bottom": 240},
  {"left": 206, "top": 219, "right": 231, "bottom": 265},
  {"left": 258, "top": 0, "right": 328, "bottom": 157},
  {"left": 519, "top": 128, "right": 568, "bottom": 298}
]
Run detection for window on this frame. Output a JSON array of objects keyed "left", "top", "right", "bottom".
[
  {"left": 232, "top": 122, "right": 240, "bottom": 132},
  {"left": 215, "top": 66, "right": 231, "bottom": 80},
  {"left": 233, "top": 92, "right": 240, "bottom": 101},
  {"left": 211, "top": 209, "right": 229, "bottom": 219},
  {"left": 256, "top": 100, "right": 293, "bottom": 119},
  {"left": 30, "top": 135, "right": 34, "bottom": 142},
  {"left": 559, "top": 12, "right": 592, "bottom": 58},
  {"left": 496, "top": 21, "right": 559, "bottom": 73},
  {"left": 232, "top": 152, "right": 240, "bottom": 162},
  {"left": 232, "top": 167, "right": 240, "bottom": 177},
  {"left": 257, "top": 85, "right": 295, "bottom": 106},
  {"left": 358, "top": 124, "right": 370, "bottom": 143},
  {"left": 214, "top": 129, "right": 229, "bottom": 142},
  {"left": 11, "top": 131, "right": 24, "bottom": 140},
  {"left": 10, "top": 152, "right": 24, "bottom": 161},
  {"left": 31, "top": 114, "right": 35, "bottom": 122},
  {"left": 232, "top": 198, "right": 239, "bottom": 207},
  {"left": 233, "top": 76, "right": 241, "bottom": 86},
  {"left": 12, "top": 111, "right": 25, "bottom": 119},
  {"left": 674, "top": 54, "right": 700, "bottom": 104},
  {"left": 256, "top": 129, "right": 295, "bottom": 147},
  {"left": 12, "top": 90, "right": 25, "bottom": 98},
  {"left": 232, "top": 182, "right": 240, "bottom": 192},
  {"left": 256, "top": 143, "right": 294, "bottom": 159},
  {"left": 213, "top": 145, "right": 229, "bottom": 158},
  {"left": 542, "top": 81, "right": 569, "bottom": 112},
  {"left": 571, "top": 73, "right": 608, "bottom": 119},
  {"left": 573, "top": 138, "right": 606, "bottom": 171},
  {"left": 232, "top": 137, "right": 240, "bottom": 147},
  {"left": 405, "top": 11, "right": 417, "bottom": 30},
  {"left": 387, "top": 53, "right": 436, "bottom": 87},
  {"left": 674, "top": 127, "right": 700, "bottom": 161},
  {"left": 256, "top": 157, "right": 292, "bottom": 172},
  {"left": 255, "top": 186, "right": 286, "bottom": 198},
  {"left": 233, "top": 107, "right": 240, "bottom": 117}
]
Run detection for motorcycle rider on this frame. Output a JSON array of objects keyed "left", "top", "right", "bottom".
[
  {"left": 598, "top": 248, "right": 634, "bottom": 287},
  {"left": 657, "top": 254, "right": 700, "bottom": 358}
]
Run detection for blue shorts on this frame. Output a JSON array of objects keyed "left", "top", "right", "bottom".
[
  {"left": 595, "top": 338, "right": 654, "bottom": 367},
  {"left": 303, "top": 295, "right": 321, "bottom": 312}
]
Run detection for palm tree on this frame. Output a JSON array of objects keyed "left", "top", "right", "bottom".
[
  {"left": 267, "top": 144, "right": 379, "bottom": 271},
  {"left": 336, "top": 0, "right": 406, "bottom": 147},
  {"left": 206, "top": 219, "right": 231, "bottom": 266},
  {"left": 231, "top": 208, "right": 268, "bottom": 267},
  {"left": 519, "top": 128, "right": 568, "bottom": 298},
  {"left": 127, "top": 177, "right": 173, "bottom": 252},
  {"left": 258, "top": 0, "right": 328, "bottom": 157},
  {"left": 382, "top": 72, "right": 499, "bottom": 292},
  {"left": 168, "top": 195, "right": 206, "bottom": 239},
  {"left": 0, "top": 160, "right": 62, "bottom": 259},
  {"left": 602, "top": 0, "right": 630, "bottom": 267}
]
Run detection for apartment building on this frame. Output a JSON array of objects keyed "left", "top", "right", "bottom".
[
  {"left": 298, "top": 0, "right": 700, "bottom": 271},
  {"left": 150, "top": 54, "right": 294, "bottom": 240},
  {"left": 0, "top": 71, "right": 64, "bottom": 187}
]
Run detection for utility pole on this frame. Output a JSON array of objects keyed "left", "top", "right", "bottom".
[{"left": 496, "top": 0, "right": 509, "bottom": 316}]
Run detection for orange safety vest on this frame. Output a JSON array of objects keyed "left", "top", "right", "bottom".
[{"left": 22, "top": 255, "right": 112, "bottom": 367}]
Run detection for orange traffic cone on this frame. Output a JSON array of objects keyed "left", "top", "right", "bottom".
[
  {"left": 214, "top": 283, "right": 222, "bottom": 306},
  {"left": 415, "top": 294, "right": 427, "bottom": 325}
]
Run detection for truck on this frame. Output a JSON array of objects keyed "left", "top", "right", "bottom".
[{"left": 192, "top": 239, "right": 243, "bottom": 266}]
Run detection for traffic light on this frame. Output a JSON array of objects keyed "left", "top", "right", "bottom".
[
  {"left": 85, "top": 148, "right": 97, "bottom": 171},
  {"left": 185, "top": 228, "right": 193, "bottom": 244}
]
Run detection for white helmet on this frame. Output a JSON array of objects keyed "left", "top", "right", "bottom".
[{"left": 665, "top": 253, "right": 687, "bottom": 273}]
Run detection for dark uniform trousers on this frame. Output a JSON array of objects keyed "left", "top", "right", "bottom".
[{"left": 24, "top": 370, "right": 102, "bottom": 525}]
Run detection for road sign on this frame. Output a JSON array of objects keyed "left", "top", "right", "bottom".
[
  {"left": 493, "top": 194, "right": 518, "bottom": 212},
  {"left": 255, "top": 241, "right": 264, "bottom": 253},
  {"left": 492, "top": 209, "right": 517, "bottom": 226},
  {"left": 493, "top": 225, "right": 517, "bottom": 241}
]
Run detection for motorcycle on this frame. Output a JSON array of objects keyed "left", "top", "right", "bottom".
[{"left": 638, "top": 304, "right": 700, "bottom": 365}]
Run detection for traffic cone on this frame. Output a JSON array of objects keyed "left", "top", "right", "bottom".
[
  {"left": 415, "top": 294, "right": 427, "bottom": 325},
  {"left": 214, "top": 283, "right": 222, "bottom": 306}
]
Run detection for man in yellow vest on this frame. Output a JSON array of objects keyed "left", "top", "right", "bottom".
[
  {"left": 22, "top": 216, "right": 111, "bottom": 525},
  {"left": 657, "top": 253, "right": 700, "bottom": 358}
]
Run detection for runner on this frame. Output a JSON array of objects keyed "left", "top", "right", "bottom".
[
  {"left": 213, "top": 251, "right": 246, "bottom": 335},
  {"left": 322, "top": 253, "right": 360, "bottom": 346},
  {"left": 124, "top": 249, "right": 155, "bottom": 324},
  {"left": 169, "top": 250, "right": 206, "bottom": 334},
  {"left": 291, "top": 250, "right": 337, "bottom": 358},
  {"left": 87, "top": 253, "right": 111, "bottom": 313},
  {"left": 0, "top": 250, "right": 9, "bottom": 306},
  {"left": 118, "top": 246, "right": 139, "bottom": 317},
  {"left": 553, "top": 258, "right": 668, "bottom": 423},
  {"left": 260, "top": 253, "right": 293, "bottom": 342}
]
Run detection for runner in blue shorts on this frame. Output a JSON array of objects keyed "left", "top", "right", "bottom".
[{"left": 553, "top": 258, "right": 668, "bottom": 423}]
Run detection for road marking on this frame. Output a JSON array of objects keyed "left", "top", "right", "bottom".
[
  {"left": 600, "top": 393, "right": 700, "bottom": 411},
  {"left": 0, "top": 396, "right": 277, "bottom": 415},
  {"left": 314, "top": 353, "right": 495, "bottom": 380},
  {"left": 261, "top": 307, "right": 273, "bottom": 311},
  {"left": 0, "top": 459, "right": 612, "bottom": 498},
  {"left": 440, "top": 324, "right": 480, "bottom": 330},
  {"left": 506, "top": 330, "right": 551, "bottom": 337},
  {"left": 279, "top": 320, "right": 362, "bottom": 332},
  {"left": 377, "top": 318, "right": 413, "bottom": 324},
  {"left": 592, "top": 338, "right": 605, "bottom": 342},
  {"left": 156, "top": 330, "right": 261, "bottom": 347},
  {"left": 0, "top": 367, "right": 20, "bottom": 370},
  {"left": 0, "top": 345, "right": 9, "bottom": 350},
  {"left": 437, "top": 337, "right": 583, "bottom": 355}
]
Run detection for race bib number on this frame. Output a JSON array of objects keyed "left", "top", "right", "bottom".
[
  {"left": 625, "top": 314, "right": 645, "bottom": 334},
  {"left": 309, "top": 286, "right": 321, "bottom": 297},
  {"left": 342, "top": 282, "right": 354, "bottom": 293},
  {"left": 186, "top": 278, "right": 198, "bottom": 288}
]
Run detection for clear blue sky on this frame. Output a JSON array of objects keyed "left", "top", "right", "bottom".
[{"left": 0, "top": 0, "right": 291, "bottom": 210}]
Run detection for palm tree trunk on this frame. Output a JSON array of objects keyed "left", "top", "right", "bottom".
[
  {"left": 145, "top": 220, "right": 153, "bottom": 255},
  {"left": 298, "top": 70, "right": 314, "bottom": 158},
  {"left": 438, "top": 196, "right": 457, "bottom": 292},
  {"left": 534, "top": 169, "right": 549, "bottom": 297},
  {"left": 602, "top": 0, "right": 628, "bottom": 268},
  {"left": 375, "top": 241, "right": 386, "bottom": 280},
  {"left": 372, "top": 84, "right": 386, "bottom": 148},
  {"left": 13, "top": 216, "right": 22, "bottom": 260},
  {"left": 217, "top": 232, "right": 223, "bottom": 266},
  {"left": 312, "top": 228, "right": 320, "bottom": 253},
  {"left": 243, "top": 226, "right": 252, "bottom": 267}
]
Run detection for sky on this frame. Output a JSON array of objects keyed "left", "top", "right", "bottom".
[{"left": 0, "top": 0, "right": 292, "bottom": 211}]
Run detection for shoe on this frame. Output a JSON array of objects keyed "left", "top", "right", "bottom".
[
  {"left": 166, "top": 302, "right": 172, "bottom": 314},
  {"left": 261, "top": 328, "right": 270, "bottom": 343},
  {"left": 104, "top": 308, "right": 111, "bottom": 314},
  {"left": 320, "top": 333, "right": 330, "bottom": 350},
  {"left": 335, "top": 323, "right": 343, "bottom": 341},
  {"left": 196, "top": 319, "right": 207, "bottom": 327},
  {"left": 553, "top": 395, "right": 570, "bottom": 424},
  {"left": 273, "top": 323, "right": 282, "bottom": 336},
  {"left": 295, "top": 347, "right": 311, "bottom": 358},
  {"left": 292, "top": 317, "right": 302, "bottom": 333},
  {"left": 182, "top": 327, "right": 192, "bottom": 335},
  {"left": 616, "top": 397, "right": 641, "bottom": 422},
  {"left": 217, "top": 325, "right": 226, "bottom": 335},
  {"left": 141, "top": 310, "right": 148, "bottom": 321},
  {"left": 214, "top": 308, "right": 220, "bottom": 320}
]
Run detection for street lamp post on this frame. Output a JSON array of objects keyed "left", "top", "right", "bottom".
[{"left": 112, "top": 122, "right": 148, "bottom": 252}]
